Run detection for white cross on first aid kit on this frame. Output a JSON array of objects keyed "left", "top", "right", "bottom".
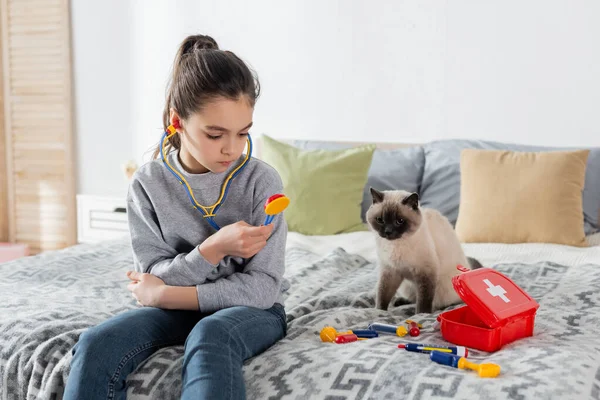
[{"left": 483, "top": 279, "right": 510, "bottom": 303}]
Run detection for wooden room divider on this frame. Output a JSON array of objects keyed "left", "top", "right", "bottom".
[{"left": 0, "top": 0, "right": 76, "bottom": 253}]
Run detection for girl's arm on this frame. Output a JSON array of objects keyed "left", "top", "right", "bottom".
[
  {"left": 134, "top": 211, "right": 284, "bottom": 311},
  {"left": 130, "top": 215, "right": 278, "bottom": 310},
  {"left": 127, "top": 179, "right": 218, "bottom": 287},
  {"left": 129, "top": 165, "right": 287, "bottom": 312},
  {"left": 126, "top": 271, "right": 199, "bottom": 310},
  {"left": 159, "top": 286, "right": 199, "bottom": 310},
  {"left": 148, "top": 207, "right": 285, "bottom": 311},
  {"left": 193, "top": 167, "right": 288, "bottom": 313}
]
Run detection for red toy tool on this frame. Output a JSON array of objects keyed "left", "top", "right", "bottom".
[
  {"left": 335, "top": 334, "right": 364, "bottom": 344},
  {"left": 406, "top": 320, "right": 421, "bottom": 337}
]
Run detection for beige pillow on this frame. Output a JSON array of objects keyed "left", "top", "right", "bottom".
[{"left": 455, "top": 148, "right": 590, "bottom": 247}]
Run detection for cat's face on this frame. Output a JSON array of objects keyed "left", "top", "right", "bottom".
[{"left": 366, "top": 188, "right": 422, "bottom": 241}]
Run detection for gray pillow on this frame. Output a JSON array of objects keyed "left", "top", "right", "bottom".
[
  {"left": 292, "top": 140, "right": 425, "bottom": 221},
  {"left": 420, "top": 139, "right": 600, "bottom": 235}
]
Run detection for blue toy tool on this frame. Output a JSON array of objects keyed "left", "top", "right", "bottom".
[
  {"left": 398, "top": 343, "right": 468, "bottom": 357},
  {"left": 368, "top": 322, "right": 408, "bottom": 337},
  {"left": 352, "top": 329, "right": 379, "bottom": 338}
]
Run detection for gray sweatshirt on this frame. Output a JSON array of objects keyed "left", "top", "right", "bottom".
[{"left": 126, "top": 150, "right": 289, "bottom": 313}]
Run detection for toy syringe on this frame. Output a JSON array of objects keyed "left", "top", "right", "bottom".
[
  {"left": 368, "top": 322, "right": 408, "bottom": 337},
  {"left": 398, "top": 343, "right": 468, "bottom": 357}
]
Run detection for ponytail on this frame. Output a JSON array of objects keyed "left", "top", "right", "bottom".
[{"left": 152, "top": 34, "right": 259, "bottom": 160}]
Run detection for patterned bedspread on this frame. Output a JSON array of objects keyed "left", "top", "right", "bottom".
[{"left": 1, "top": 239, "right": 600, "bottom": 399}]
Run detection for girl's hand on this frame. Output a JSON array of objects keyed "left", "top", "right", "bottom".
[
  {"left": 126, "top": 271, "right": 166, "bottom": 307},
  {"left": 199, "top": 221, "right": 273, "bottom": 264}
]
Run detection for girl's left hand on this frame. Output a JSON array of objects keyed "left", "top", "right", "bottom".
[{"left": 126, "top": 271, "right": 166, "bottom": 307}]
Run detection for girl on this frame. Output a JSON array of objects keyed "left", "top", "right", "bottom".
[{"left": 63, "top": 34, "right": 288, "bottom": 400}]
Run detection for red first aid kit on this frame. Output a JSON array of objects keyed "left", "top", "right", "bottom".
[{"left": 437, "top": 266, "right": 540, "bottom": 352}]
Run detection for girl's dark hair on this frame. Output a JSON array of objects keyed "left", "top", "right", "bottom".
[{"left": 153, "top": 34, "right": 260, "bottom": 159}]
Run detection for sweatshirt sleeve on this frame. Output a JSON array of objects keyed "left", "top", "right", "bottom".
[
  {"left": 195, "top": 166, "right": 287, "bottom": 312},
  {"left": 127, "top": 178, "right": 217, "bottom": 286}
]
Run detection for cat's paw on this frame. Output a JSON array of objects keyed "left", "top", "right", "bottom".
[
  {"left": 415, "top": 304, "right": 433, "bottom": 314},
  {"left": 393, "top": 297, "right": 413, "bottom": 307}
]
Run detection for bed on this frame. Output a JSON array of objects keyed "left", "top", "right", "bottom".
[
  {"left": 3, "top": 138, "right": 600, "bottom": 399},
  {"left": 2, "top": 232, "right": 600, "bottom": 399}
]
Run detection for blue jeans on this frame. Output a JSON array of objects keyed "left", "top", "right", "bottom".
[{"left": 63, "top": 303, "right": 286, "bottom": 400}]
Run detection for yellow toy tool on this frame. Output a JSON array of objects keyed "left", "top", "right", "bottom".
[
  {"left": 264, "top": 194, "right": 290, "bottom": 225},
  {"left": 319, "top": 326, "right": 352, "bottom": 342},
  {"left": 430, "top": 351, "right": 501, "bottom": 378}
]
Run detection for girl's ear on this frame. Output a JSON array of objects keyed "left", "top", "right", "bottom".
[{"left": 169, "top": 109, "right": 182, "bottom": 131}]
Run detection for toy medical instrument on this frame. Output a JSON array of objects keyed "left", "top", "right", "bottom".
[
  {"left": 429, "top": 351, "right": 500, "bottom": 378},
  {"left": 351, "top": 329, "right": 378, "bottom": 338},
  {"left": 368, "top": 323, "right": 408, "bottom": 337},
  {"left": 320, "top": 327, "right": 377, "bottom": 342},
  {"left": 264, "top": 194, "right": 290, "bottom": 225},
  {"left": 406, "top": 320, "right": 422, "bottom": 337},
  {"left": 398, "top": 343, "right": 468, "bottom": 357},
  {"left": 334, "top": 334, "right": 367, "bottom": 344},
  {"left": 320, "top": 326, "right": 352, "bottom": 342},
  {"left": 160, "top": 123, "right": 252, "bottom": 231}
]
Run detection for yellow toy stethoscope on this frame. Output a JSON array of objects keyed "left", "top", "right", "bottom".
[{"left": 160, "top": 123, "right": 252, "bottom": 231}]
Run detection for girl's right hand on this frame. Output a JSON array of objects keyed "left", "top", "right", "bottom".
[{"left": 199, "top": 221, "right": 273, "bottom": 264}]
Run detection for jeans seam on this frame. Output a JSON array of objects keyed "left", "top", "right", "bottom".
[
  {"left": 107, "top": 339, "right": 180, "bottom": 399},
  {"left": 269, "top": 304, "right": 287, "bottom": 334},
  {"left": 224, "top": 313, "right": 276, "bottom": 399}
]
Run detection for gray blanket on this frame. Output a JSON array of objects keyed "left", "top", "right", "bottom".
[{"left": 1, "top": 240, "right": 599, "bottom": 399}]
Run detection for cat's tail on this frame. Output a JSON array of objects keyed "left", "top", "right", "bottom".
[{"left": 467, "top": 257, "right": 484, "bottom": 270}]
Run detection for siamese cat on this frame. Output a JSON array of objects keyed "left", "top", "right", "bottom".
[{"left": 366, "top": 188, "right": 483, "bottom": 314}]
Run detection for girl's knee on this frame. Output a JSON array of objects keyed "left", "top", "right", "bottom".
[
  {"left": 72, "top": 323, "right": 130, "bottom": 366},
  {"left": 70, "top": 328, "right": 110, "bottom": 376},
  {"left": 72, "top": 326, "right": 106, "bottom": 359},
  {"left": 185, "top": 315, "right": 249, "bottom": 358},
  {"left": 183, "top": 316, "right": 247, "bottom": 369},
  {"left": 186, "top": 317, "right": 230, "bottom": 347}
]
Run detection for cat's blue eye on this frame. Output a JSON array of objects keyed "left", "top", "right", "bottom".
[
  {"left": 376, "top": 217, "right": 384, "bottom": 224},
  {"left": 395, "top": 219, "right": 405, "bottom": 226}
]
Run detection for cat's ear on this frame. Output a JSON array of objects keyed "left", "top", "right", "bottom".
[
  {"left": 370, "top": 187, "right": 385, "bottom": 204},
  {"left": 402, "top": 192, "right": 419, "bottom": 211}
]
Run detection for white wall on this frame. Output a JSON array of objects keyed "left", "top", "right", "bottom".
[
  {"left": 446, "top": 1, "right": 600, "bottom": 148},
  {"left": 71, "top": 0, "right": 600, "bottom": 197},
  {"left": 71, "top": 0, "right": 135, "bottom": 197}
]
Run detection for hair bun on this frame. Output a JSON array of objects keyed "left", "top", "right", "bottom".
[{"left": 182, "top": 35, "right": 219, "bottom": 55}]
